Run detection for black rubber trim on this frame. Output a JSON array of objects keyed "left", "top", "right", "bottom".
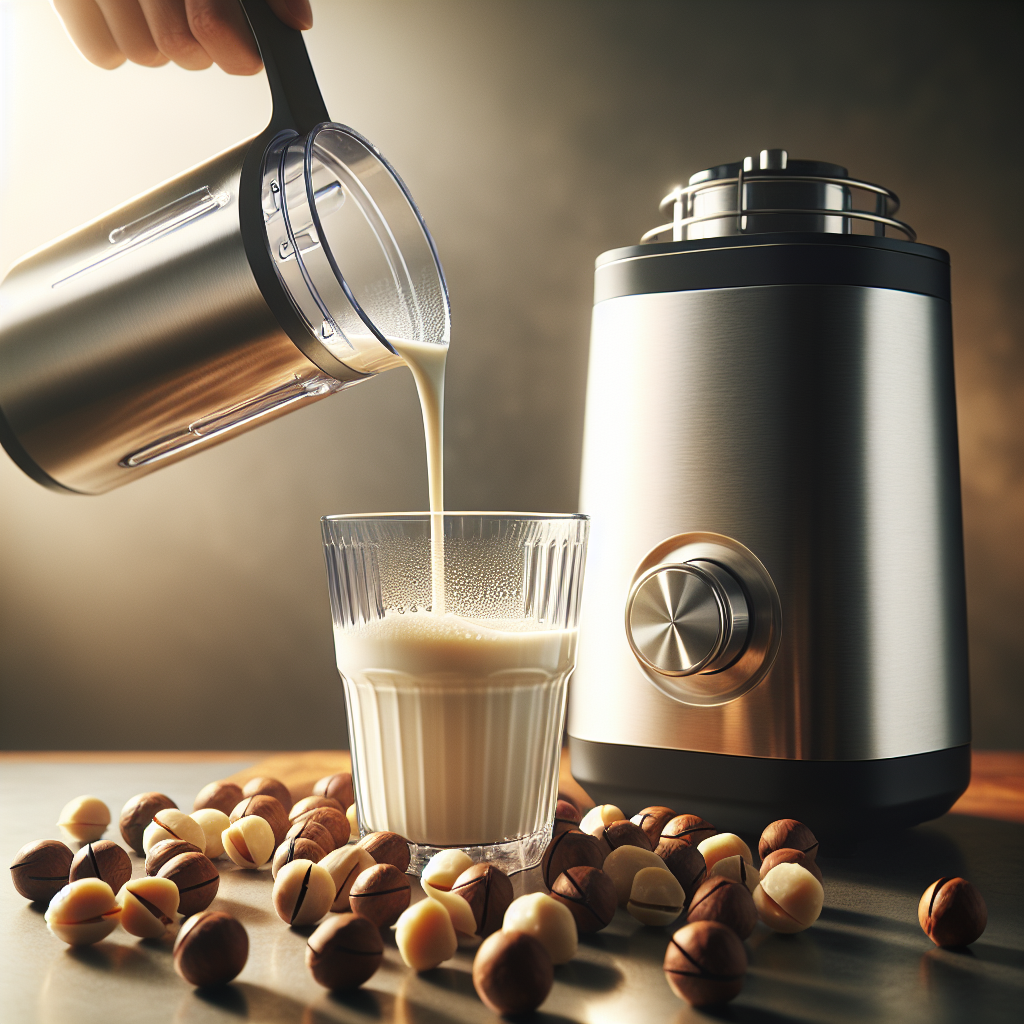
[
  {"left": 568, "top": 737, "right": 971, "bottom": 835},
  {"left": 595, "top": 233, "right": 950, "bottom": 303},
  {"left": 0, "top": 400, "right": 79, "bottom": 494}
]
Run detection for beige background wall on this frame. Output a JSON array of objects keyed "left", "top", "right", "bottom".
[{"left": 0, "top": 0, "right": 1020, "bottom": 749}]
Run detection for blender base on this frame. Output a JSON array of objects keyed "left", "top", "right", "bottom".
[{"left": 568, "top": 737, "right": 971, "bottom": 839}]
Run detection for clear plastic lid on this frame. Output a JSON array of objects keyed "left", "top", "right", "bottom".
[{"left": 262, "top": 124, "right": 450, "bottom": 376}]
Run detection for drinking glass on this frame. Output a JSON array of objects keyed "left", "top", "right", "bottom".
[{"left": 322, "top": 513, "right": 589, "bottom": 874}]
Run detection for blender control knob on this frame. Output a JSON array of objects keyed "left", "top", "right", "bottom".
[{"left": 625, "top": 560, "right": 749, "bottom": 677}]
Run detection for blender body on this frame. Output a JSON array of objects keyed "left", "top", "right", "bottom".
[{"left": 568, "top": 151, "right": 971, "bottom": 833}]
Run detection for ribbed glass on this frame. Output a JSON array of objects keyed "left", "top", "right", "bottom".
[{"left": 321, "top": 513, "right": 589, "bottom": 873}]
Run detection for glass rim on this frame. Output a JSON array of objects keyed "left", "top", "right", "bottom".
[{"left": 321, "top": 511, "right": 589, "bottom": 523}]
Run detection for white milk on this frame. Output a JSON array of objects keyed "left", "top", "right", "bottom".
[{"left": 336, "top": 611, "right": 577, "bottom": 846}]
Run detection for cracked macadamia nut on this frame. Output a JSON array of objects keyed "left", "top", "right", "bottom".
[
  {"left": 230, "top": 795, "right": 289, "bottom": 848},
  {"left": 759, "top": 847, "right": 823, "bottom": 884},
  {"left": 69, "top": 840, "right": 132, "bottom": 894},
  {"left": 313, "top": 772, "right": 354, "bottom": 809},
  {"left": 45, "top": 878, "right": 121, "bottom": 945},
  {"left": 222, "top": 814, "right": 275, "bottom": 869},
  {"left": 119, "top": 793, "right": 177, "bottom": 855},
  {"left": 349, "top": 863, "right": 411, "bottom": 928},
  {"left": 174, "top": 910, "right": 249, "bottom": 987},
  {"left": 57, "top": 796, "right": 111, "bottom": 844},
  {"left": 11, "top": 840, "right": 73, "bottom": 902},
  {"left": 285, "top": 818, "right": 335, "bottom": 855},
  {"left": 631, "top": 806, "right": 676, "bottom": 846},
  {"left": 396, "top": 897, "right": 458, "bottom": 970},
  {"left": 293, "top": 806, "right": 350, "bottom": 849},
  {"left": 146, "top": 839, "right": 203, "bottom": 876},
  {"left": 758, "top": 818, "right": 819, "bottom": 861},
  {"left": 193, "top": 781, "right": 243, "bottom": 816},
  {"left": 503, "top": 892, "right": 577, "bottom": 965},
  {"left": 473, "top": 930, "right": 553, "bottom": 1016},
  {"left": 603, "top": 846, "right": 670, "bottom": 906},
  {"left": 709, "top": 854, "right": 760, "bottom": 893},
  {"left": 664, "top": 920, "right": 747, "bottom": 1006},
  {"left": 657, "top": 839, "right": 708, "bottom": 900},
  {"left": 319, "top": 846, "right": 376, "bottom": 912},
  {"left": 118, "top": 876, "right": 179, "bottom": 938},
  {"left": 306, "top": 913, "right": 383, "bottom": 990},
  {"left": 451, "top": 862, "right": 514, "bottom": 937},
  {"left": 273, "top": 859, "right": 336, "bottom": 927},
  {"left": 628, "top": 865, "right": 686, "bottom": 926},
  {"left": 242, "top": 776, "right": 292, "bottom": 812},
  {"left": 579, "top": 803, "right": 626, "bottom": 837},
  {"left": 191, "top": 809, "right": 230, "bottom": 860},
  {"left": 686, "top": 877, "right": 758, "bottom": 939},
  {"left": 551, "top": 865, "right": 616, "bottom": 933},
  {"left": 143, "top": 809, "right": 207, "bottom": 855},
  {"left": 598, "top": 820, "right": 653, "bottom": 854},
  {"left": 272, "top": 837, "right": 325, "bottom": 879},
  {"left": 919, "top": 877, "right": 987, "bottom": 947},
  {"left": 697, "top": 833, "right": 752, "bottom": 873},
  {"left": 421, "top": 850, "right": 474, "bottom": 891},
  {"left": 541, "top": 829, "right": 605, "bottom": 888},
  {"left": 357, "top": 831, "right": 409, "bottom": 872},
  {"left": 158, "top": 852, "right": 220, "bottom": 917},
  {"left": 754, "top": 862, "right": 824, "bottom": 932}
]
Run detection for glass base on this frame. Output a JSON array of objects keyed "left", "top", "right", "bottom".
[{"left": 404, "top": 825, "right": 553, "bottom": 878}]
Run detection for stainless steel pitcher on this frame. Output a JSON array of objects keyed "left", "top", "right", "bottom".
[
  {"left": 0, "top": 0, "right": 450, "bottom": 495},
  {"left": 568, "top": 150, "right": 971, "bottom": 833}
]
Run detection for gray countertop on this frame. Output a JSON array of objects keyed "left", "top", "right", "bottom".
[{"left": 1, "top": 759, "right": 1021, "bottom": 1023}]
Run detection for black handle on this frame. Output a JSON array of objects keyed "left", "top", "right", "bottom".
[{"left": 241, "top": 0, "right": 330, "bottom": 134}]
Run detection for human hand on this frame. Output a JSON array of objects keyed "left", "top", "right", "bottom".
[{"left": 51, "top": 0, "right": 313, "bottom": 75}]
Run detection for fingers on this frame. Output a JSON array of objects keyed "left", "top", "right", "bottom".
[
  {"left": 267, "top": 0, "right": 313, "bottom": 31},
  {"left": 94, "top": 0, "right": 169, "bottom": 66},
  {"left": 51, "top": 0, "right": 126, "bottom": 69},
  {"left": 186, "top": 0, "right": 262, "bottom": 75},
  {"left": 138, "top": 0, "right": 212, "bottom": 70}
]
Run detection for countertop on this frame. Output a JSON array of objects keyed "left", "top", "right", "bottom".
[{"left": 1, "top": 752, "right": 1021, "bottom": 1024}]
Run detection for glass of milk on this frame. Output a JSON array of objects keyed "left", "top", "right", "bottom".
[{"left": 322, "top": 513, "right": 590, "bottom": 875}]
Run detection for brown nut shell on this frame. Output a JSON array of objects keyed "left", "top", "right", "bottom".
[
  {"left": 631, "top": 806, "right": 676, "bottom": 846},
  {"left": 664, "top": 920, "right": 747, "bottom": 1006},
  {"left": 288, "top": 795, "right": 344, "bottom": 822},
  {"left": 918, "top": 877, "right": 987, "bottom": 947},
  {"left": 69, "top": 840, "right": 132, "bottom": 894},
  {"left": 758, "top": 819, "right": 819, "bottom": 862},
  {"left": 540, "top": 829, "right": 606, "bottom": 889},
  {"left": 193, "top": 781, "right": 243, "bottom": 816},
  {"left": 472, "top": 930, "right": 554, "bottom": 1016},
  {"left": 10, "top": 839, "right": 73, "bottom": 902},
  {"left": 230, "top": 795, "right": 289, "bottom": 848},
  {"left": 158, "top": 851, "right": 220, "bottom": 917},
  {"left": 686, "top": 877, "right": 758, "bottom": 940},
  {"left": 174, "top": 910, "right": 248, "bottom": 987},
  {"left": 119, "top": 793, "right": 178, "bottom": 855},
  {"left": 312, "top": 772, "right": 354, "bottom": 810},
  {"left": 242, "top": 776, "right": 292, "bottom": 812},
  {"left": 272, "top": 838, "right": 326, "bottom": 879},
  {"left": 284, "top": 818, "right": 336, "bottom": 854},
  {"left": 293, "top": 807, "right": 350, "bottom": 849},
  {"left": 660, "top": 814, "right": 718, "bottom": 847},
  {"left": 451, "top": 863, "right": 515, "bottom": 937},
  {"left": 306, "top": 912, "right": 383, "bottom": 990},
  {"left": 554, "top": 799, "right": 582, "bottom": 826},
  {"left": 146, "top": 839, "right": 204, "bottom": 876},
  {"left": 357, "top": 831, "right": 410, "bottom": 872},
  {"left": 550, "top": 865, "right": 616, "bottom": 933},
  {"left": 348, "top": 863, "right": 411, "bottom": 928},
  {"left": 656, "top": 838, "right": 708, "bottom": 900},
  {"left": 759, "top": 847, "right": 823, "bottom": 883},
  {"left": 600, "top": 820, "right": 653, "bottom": 853}
]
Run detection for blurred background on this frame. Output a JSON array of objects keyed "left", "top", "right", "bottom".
[{"left": 0, "top": 0, "right": 1020, "bottom": 750}]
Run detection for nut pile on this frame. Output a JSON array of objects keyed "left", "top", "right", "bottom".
[{"left": 8, "top": 776, "right": 989, "bottom": 1011}]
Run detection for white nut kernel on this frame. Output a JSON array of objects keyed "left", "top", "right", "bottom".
[
  {"left": 396, "top": 898, "right": 458, "bottom": 970},
  {"left": 191, "top": 808, "right": 229, "bottom": 859},
  {"left": 319, "top": 845, "right": 376, "bottom": 912},
  {"left": 143, "top": 809, "right": 207, "bottom": 855},
  {"left": 502, "top": 893, "right": 577, "bottom": 965},
  {"left": 579, "top": 803, "right": 626, "bottom": 835},
  {"left": 627, "top": 865, "right": 685, "bottom": 926},
  {"left": 45, "top": 878, "right": 121, "bottom": 945},
  {"left": 696, "top": 833, "right": 752, "bottom": 873},
  {"left": 118, "top": 876, "right": 180, "bottom": 938},
  {"left": 222, "top": 814, "right": 275, "bottom": 869},
  {"left": 421, "top": 850, "right": 474, "bottom": 891},
  {"left": 57, "top": 796, "right": 111, "bottom": 844},
  {"left": 603, "top": 845, "right": 670, "bottom": 906},
  {"left": 754, "top": 862, "right": 824, "bottom": 932},
  {"left": 272, "top": 859, "right": 336, "bottom": 926}
]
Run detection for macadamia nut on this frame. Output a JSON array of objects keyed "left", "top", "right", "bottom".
[
  {"left": 191, "top": 808, "right": 229, "bottom": 859},
  {"left": 603, "top": 846, "right": 670, "bottom": 906},
  {"left": 754, "top": 862, "right": 824, "bottom": 932},
  {"left": 628, "top": 865, "right": 686, "bottom": 926},
  {"left": 396, "top": 898, "right": 458, "bottom": 970},
  {"left": 319, "top": 846, "right": 376, "bottom": 912},
  {"left": 579, "top": 803, "right": 626, "bottom": 836},
  {"left": 118, "top": 876, "right": 180, "bottom": 938},
  {"left": 273, "top": 859, "right": 336, "bottom": 927},
  {"left": 421, "top": 849, "right": 474, "bottom": 891},
  {"left": 697, "top": 833, "right": 752, "bottom": 873},
  {"left": 45, "top": 878, "right": 121, "bottom": 945},
  {"left": 57, "top": 796, "right": 110, "bottom": 844},
  {"left": 503, "top": 893, "right": 577, "bottom": 965},
  {"left": 222, "top": 814, "right": 275, "bottom": 869},
  {"left": 143, "top": 810, "right": 207, "bottom": 855},
  {"left": 709, "top": 854, "right": 759, "bottom": 893}
]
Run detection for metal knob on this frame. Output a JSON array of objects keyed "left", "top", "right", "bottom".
[{"left": 625, "top": 560, "right": 749, "bottom": 677}]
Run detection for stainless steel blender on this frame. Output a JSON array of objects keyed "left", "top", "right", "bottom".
[
  {"left": 568, "top": 150, "right": 970, "bottom": 833},
  {"left": 0, "top": 0, "right": 449, "bottom": 495}
]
